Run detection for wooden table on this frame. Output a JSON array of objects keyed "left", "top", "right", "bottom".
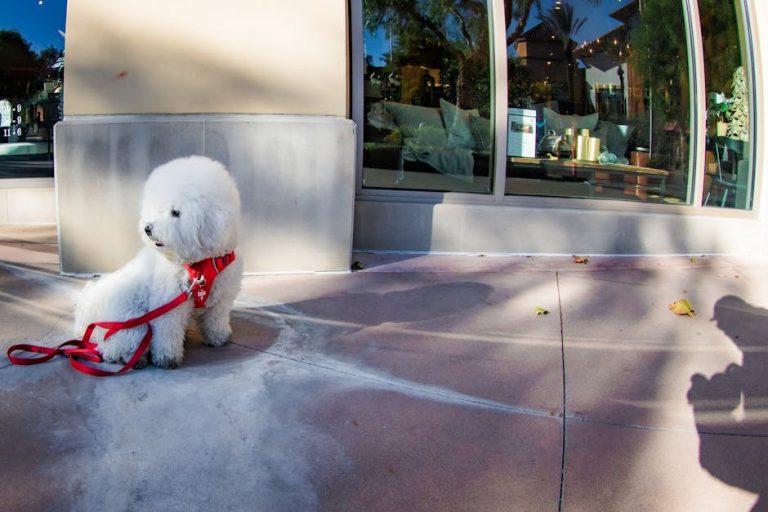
[{"left": 509, "top": 157, "right": 669, "bottom": 200}]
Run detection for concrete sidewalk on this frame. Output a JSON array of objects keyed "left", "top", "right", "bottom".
[{"left": 1, "top": 225, "right": 767, "bottom": 511}]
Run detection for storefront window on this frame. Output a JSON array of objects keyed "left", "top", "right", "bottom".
[
  {"left": 699, "top": 0, "right": 753, "bottom": 209},
  {"left": 505, "top": 0, "right": 692, "bottom": 204},
  {"left": 361, "top": 0, "right": 494, "bottom": 194},
  {"left": 0, "top": 1, "right": 66, "bottom": 179}
]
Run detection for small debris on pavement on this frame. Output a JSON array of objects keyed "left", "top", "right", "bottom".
[
  {"left": 572, "top": 255, "right": 589, "bottom": 264},
  {"left": 535, "top": 307, "right": 550, "bottom": 316},
  {"left": 669, "top": 298, "right": 695, "bottom": 317}
]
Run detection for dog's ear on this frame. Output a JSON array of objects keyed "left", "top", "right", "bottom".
[{"left": 198, "top": 205, "right": 236, "bottom": 255}]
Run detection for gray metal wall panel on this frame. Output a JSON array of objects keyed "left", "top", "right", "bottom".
[{"left": 55, "top": 115, "right": 356, "bottom": 274}]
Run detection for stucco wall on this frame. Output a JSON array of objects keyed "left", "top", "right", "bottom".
[
  {"left": 56, "top": 1, "right": 356, "bottom": 273},
  {"left": 63, "top": 0, "right": 349, "bottom": 116}
]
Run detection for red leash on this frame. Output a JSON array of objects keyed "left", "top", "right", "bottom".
[{"left": 6, "top": 252, "right": 235, "bottom": 377}]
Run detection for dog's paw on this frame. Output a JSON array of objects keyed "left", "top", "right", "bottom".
[
  {"left": 99, "top": 348, "right": 126, "bottom": 365},
  {"left": 152, "top": 355, "right": 181, "bottom": 369},
  {"left": 100, "top": 353, "right": 121, "bottom": 365},
  {"left": 132, "top": 355, "right": 149, "bottom": 369},
  {"left": 108, "top": 351, "right": 148, "bottom": 369},
  {"left": 203, "top": 333, "right": 232, "bottom": 348},
  {"left": 200, "top": 316, "right": 232, "bottom": 348}
]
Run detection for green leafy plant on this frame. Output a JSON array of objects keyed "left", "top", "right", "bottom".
[{"left": 708, "top": 91, "right": 732, "bottom": 124}]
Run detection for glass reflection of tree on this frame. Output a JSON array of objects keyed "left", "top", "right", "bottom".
[
  {"left": 505, "top": 0, "right": 601, "bottom": 112},
  {"left": 363, "top": 0, "right": 491, "bottom": 115},
  {"left": 505, "top": 0, "right": 542, "bottom": 44},
  {"left": 629, "top": 0, "right": 690, "bottom": 182},
  {"left": 536, "top": 2, "right": 585, "bottom": 111},
  {"left": 698, "top": 0, "right": 746, "bottom": 141},
  {"left": 698, "top": 0, "right": 741, "bottom": 93},
  {"left": 505, "top": 0, "right": 602, "bottom": 37},
  {"left": 0, "top": 30, "right": 40, "bottom": 101},
  {"left": 0, "top": 29, "right": 63, "bottom": 161}
]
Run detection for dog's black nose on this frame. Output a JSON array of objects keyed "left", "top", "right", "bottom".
[{"left": 144, "top": 224, "right": 153, "bottom": 237}]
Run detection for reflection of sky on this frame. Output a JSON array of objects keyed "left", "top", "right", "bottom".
[
  {"left": 544, "top": 0, "right": 627, "bottom": 44},
  {"left": 365, "top": 27, "right": 391, "bottom": 67},
  {"left": 364, "top": 0, "right": 630, "bottom": 63},
  {"left": 1, "top": 0, "right": 67, "bottom": 51},
  {"left": 511, "top": 0, "right": 627, "bottom": 55}
]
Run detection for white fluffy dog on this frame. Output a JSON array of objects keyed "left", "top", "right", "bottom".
[{"left": 74, "top": 156, "right": 243, "bottom": 369}]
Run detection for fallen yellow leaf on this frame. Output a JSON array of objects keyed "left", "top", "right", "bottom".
[
  {"left": 535, "top": 307, "right": 550, "bottom": 316},
  {"left": 573, "top": 255, "right": 589, "bottom": 264},
  {"left": 669, "top": 298, "right": 695, "bottom": 317}
]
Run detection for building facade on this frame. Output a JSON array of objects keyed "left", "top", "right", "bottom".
[{"left": 1, "top": 0, "right": 766, "bottom": 273}]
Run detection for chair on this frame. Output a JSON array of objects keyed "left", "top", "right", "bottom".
[{"left": 704, "top": 137, "right": 747, "bottom": 207}]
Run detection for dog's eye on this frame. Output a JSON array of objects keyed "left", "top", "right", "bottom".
[{"left": 171, "top": 209, "right": 181, "bottom": 218}]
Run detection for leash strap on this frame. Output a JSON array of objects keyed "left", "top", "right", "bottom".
[
  {"left": 6, "top": 251, "right": 235, "bottom": 377},
  {"left": 6, "top": 291, "right": 188, "bottom": 377}
]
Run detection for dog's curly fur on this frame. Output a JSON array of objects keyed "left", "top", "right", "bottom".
[{"left": 74, "top": 156, "right": 244, "bottom": 369}]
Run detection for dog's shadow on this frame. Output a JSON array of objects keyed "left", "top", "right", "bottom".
[
  {"left": 178, "top": 280, "right": 493, "bottom": 370},
  {"left": 179, "top": 314, "right": 281, "bottom": 369},
  {"left": 687, "top": 295, "right": 768, "bottom": 510}
]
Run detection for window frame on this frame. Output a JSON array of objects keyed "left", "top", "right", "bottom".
[{"left": 351, "top": 0, "right": 761, "bottom": 219}]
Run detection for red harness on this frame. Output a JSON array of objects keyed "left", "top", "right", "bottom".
[
  {"left": 184, "top": 252, "right": 236, "bottom": 308},
  {"left": 6, "top": 251, "right": 236, "bottom": 377}
]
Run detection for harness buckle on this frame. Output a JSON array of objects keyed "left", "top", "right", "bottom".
[{"left": 186, "top": 274, "right": 207, "bottom": 298}]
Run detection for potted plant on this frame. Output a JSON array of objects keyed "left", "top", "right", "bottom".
[{"left": 708, "top": 91, "right": 731, "bottom": 137}]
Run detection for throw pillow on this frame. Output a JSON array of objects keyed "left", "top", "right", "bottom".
[
  {"left": 542, "top": 107, "right": 599, "bottom": 136},
  {"left": 367, "top": 102, "right": 397, "bottom": 131},
  {"left": 534, "top": 101, "right": 559, "bottom": 131},
  {"left": 385, "top": 102, "right": 447, "bottom": 146},
  {"left": 469, "top": 114, "right": 492, "bottom": 151},
  {"left": 440, "top": 99, "right": 479, "bottom": 149},
  {"left": 593, "top": 121, "right": 634, "bottom": 158}
]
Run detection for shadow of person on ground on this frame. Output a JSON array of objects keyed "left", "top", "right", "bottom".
[{"left": 687, "top": 295, "right": 768, "bottom": 511}]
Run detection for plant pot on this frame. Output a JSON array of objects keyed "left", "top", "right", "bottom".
[
  {"left": 716, "top": 121, "right": 729, "bottom": 137},
  {"left": 705, "top": 150, "right": 717, "bottom": 174},
  {"left": 630, "top": 148, "right": 650, "bottom": 167}
]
